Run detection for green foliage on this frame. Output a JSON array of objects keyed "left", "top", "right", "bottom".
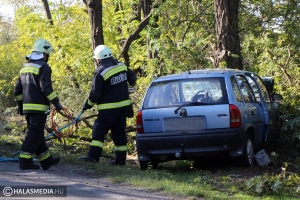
[
  {"left": 270, "top": 103, "right": 300, "bottom": 158},
  {"left": 240, "top": 1, "right": 300, "bottom": 162},
  {"left": 241, "top": 1, "right": 300, "bottom": 100},
  {"left": 150, "top": 0, "right": 215, "bottom": 73},
  {"left": 244, "top": 166, "right": 300, "bottom": 196},
  {"left": 0, "top": 41, "right": 25, "bottom": 109},
  {"left": 11, "top": 5, "right": 93, "bottom": 112}
]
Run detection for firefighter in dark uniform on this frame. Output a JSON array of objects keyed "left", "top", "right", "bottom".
[
  {"left": 79, "top": 45, "right": 136, "bottom": 165},
  {"left": 14, "top": 39, "right": 62, "bottom": 170}
]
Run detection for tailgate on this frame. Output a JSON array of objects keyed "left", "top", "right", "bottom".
[{"left": 142, "top": 105, "right": 230, "bottom": 133}]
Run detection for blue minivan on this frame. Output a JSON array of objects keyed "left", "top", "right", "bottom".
[{"left": 136, "top": 69, "right": 283, "bottom": 170}]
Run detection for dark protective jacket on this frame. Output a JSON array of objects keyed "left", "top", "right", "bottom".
[
  {"left": 14, "top": 59, "right": 59, "bottom": 113},
  {"left": 86, "top": 62, "right": 136, "bottom": 110}
]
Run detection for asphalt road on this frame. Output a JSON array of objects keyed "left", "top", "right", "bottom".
[{"left": 0, "top": 161, "right": 176, "bottom": 200}]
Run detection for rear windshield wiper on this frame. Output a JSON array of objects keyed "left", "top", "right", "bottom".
[{"left": 174, "top": 102, "right": 211, "bottom": 114}]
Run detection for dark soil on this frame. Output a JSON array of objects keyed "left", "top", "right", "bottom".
[{"left": 192, "top": 156, "right": 297, "bottom": 178}]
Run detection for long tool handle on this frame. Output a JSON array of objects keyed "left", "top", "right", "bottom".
[
  {"left": 45, "top": 107, "right": 55, "bottom": 115},
  {"left": 45, "top": 110, "right": 84, "bottom": 139},
  {"left": 12, "top": 110, "right": 84, "bottom": 158}
]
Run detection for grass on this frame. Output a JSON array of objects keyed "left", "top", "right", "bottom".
[
  {"left": 1, "top": 112, "right": 300, "bottom": 200},
  {"left": 54, "top": 149, "right": 300, "bottom": 200}
]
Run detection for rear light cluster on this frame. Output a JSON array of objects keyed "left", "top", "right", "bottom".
[
  {"left": 136, "top": 110, "right": 144, "bottom": 133},
  {"left": 229, "top": 104, "right": 242, "bottom": 128}
]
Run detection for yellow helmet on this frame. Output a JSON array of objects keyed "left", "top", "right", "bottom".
[
  {"left": 93, "top": 45, "right": 112, "bottom": 60},
  {"left": 32, "top": 39, "right": 54, "bottom": 55}
]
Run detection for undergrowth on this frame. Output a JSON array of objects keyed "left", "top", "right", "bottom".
[{"left": 1, "top": 106, "right": 300, "bottom": 199}]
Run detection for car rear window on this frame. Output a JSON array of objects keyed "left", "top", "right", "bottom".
[{"left": 143, "top": 77, "right": 228, "bottom": 109}]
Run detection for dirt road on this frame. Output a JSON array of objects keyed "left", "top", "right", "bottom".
[{"left": 0, "top": 161, "right": 176, "bottom": 200}]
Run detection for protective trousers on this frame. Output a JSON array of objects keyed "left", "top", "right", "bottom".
[
  {"left": 20, "top": 113, "right": 50, "bottom": 161},
  {"left": 88, "top": 107, "right": 128, "bottom": 163}
]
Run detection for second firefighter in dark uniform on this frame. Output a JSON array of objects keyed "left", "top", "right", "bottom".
[{"left": 79, "top": 45, "right": 136, "bottom": 165}]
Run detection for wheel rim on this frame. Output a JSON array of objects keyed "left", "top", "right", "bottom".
[{"left": 246, "top": 139, "right": 254, "bottom": 166}]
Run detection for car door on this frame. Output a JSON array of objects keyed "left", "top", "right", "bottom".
[
  {"left": 235, "top": 75, "right": 265, "bottom": 147},
  {"left": 246, "top": 74, "right": 276, "bottom": 143}
]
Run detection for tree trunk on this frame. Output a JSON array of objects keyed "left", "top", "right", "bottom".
[
  {"left": 41, "top": 0, "right": 54, "bottom": 25},
  {"left": 85, "top": 0, "right": 104, "bottom": 50},
  {"left": 214, "top": 0, "right": 243, "bottom": 69}
]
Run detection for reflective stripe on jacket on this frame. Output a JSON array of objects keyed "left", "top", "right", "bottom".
[
  {"left": 14, "top": 59, "right": 58, "bottom": 113},
  {"left": 87, "top": 62, "right": 136, "bottom": 111}
]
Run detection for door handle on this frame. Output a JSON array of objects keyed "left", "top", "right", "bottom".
[{"left": 251, "top": 110, "right": 254, "bottom": 116}]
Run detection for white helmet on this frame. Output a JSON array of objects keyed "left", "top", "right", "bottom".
[
  {"left": 32, "top": 39, "right": 54, "bottom": 55},
  {"left": 93, "top": 45, "right": 113, "bottom": 60}
]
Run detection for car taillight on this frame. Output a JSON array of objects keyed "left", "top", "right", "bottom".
[
  {"left": 136, "top": 110, "right": 144, "bottom": 133},
  {"left": 230, "top": 104, "right": 241, "bottom": 128}
]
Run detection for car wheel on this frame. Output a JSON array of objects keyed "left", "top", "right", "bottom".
[
  {"left": 140, "top": 161, "right": 149, "bottom": 170},
  {"left": 237, "top": 134, "right": 254, "bottom": 167},
  {"left": 150, "top": 159, "right": 159, "bottom": 169}
]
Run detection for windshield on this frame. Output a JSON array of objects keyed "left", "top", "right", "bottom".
[{"left": 143, "top": 77, "right": 228, "bottom": 109}]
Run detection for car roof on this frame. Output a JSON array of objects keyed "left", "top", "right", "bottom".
[{"left": 152, "top": 68, "right": 258, "bottom": 82}]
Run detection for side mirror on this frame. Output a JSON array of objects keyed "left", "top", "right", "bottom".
[{"left": 272, "top": 94, "right": 283, "bottom": 102}]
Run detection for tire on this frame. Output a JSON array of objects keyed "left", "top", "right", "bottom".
[
  {"left": 150, "top": 159, "right": 159, "bottom": 169},
  {"left": 236, "top": 134, "right": 254, "bottom": 167},
  {"left": 140, "top": 161, "right": 149, "bottom": 170}
]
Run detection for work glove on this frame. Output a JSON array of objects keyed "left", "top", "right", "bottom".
[
  {"left": 127, "top": 104, "right": 134, "bottom": 118},
  {"left": 16, "top": 100, "right": 24, "bottom": 115},
  {"left": 82, "top": 100, "right": 93, "bottom": 111},
  {"left": 51, "top": 97, "right": 63, "bottom": 111},
  {"left": 54, "top": 102, "right": 63, "bottom": 111}
]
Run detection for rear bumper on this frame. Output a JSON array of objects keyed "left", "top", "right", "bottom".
[{"left": 136, "top": 128, "right": 245, "bottom": 161}]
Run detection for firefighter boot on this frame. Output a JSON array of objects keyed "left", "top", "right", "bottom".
[
  {"left": 78, "top": 155, "right": 99, "bottom": 163},
  {"left": 40, "top": 156, "right": 60, "bottom": 170},
  {"left": 19, "top": 158, "right": 40, "bottom": 170},
  {"left": 78, "top": 146, "right": 101, "bottom": 163},
  {"left": 111, "top": 151, "right": 126, "bottom": 166}
]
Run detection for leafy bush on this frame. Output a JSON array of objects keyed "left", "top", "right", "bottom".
[
  {"left": 244, "top": 163, "right": 300, "bottom": 196},
  {"left": 268, "top": 102, "right": 300, "bottom": 160}
]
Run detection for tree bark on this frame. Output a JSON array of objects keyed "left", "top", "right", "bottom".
[
  {"left": 214, "top": 0, "right": 243, "bottom": 69},
  {"left": 85, "top": 0, "right": 104, "bottom": 50},
  {"left": 41, "top": 0, "right": 54, "bottom": 25}
]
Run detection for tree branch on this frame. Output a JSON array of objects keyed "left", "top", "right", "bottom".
[
  {"left": 41, "top": 0, "right": 54, "bottom": 25},
  {"left": 119, "top": 0, "right": 163, "bottom": 67}
]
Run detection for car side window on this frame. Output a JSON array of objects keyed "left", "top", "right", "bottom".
[
  {"left": 245, "top": 76, "right": 260, "bottom": 102},
  {"left": 236, "top": 75, "right": 256, "bottom": 103},
  {"left": 255, "top": 75, "right": 271, "bottom": 103},
  {"left": 230, "top": 76, "right": 243, "bottom": 102}
]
